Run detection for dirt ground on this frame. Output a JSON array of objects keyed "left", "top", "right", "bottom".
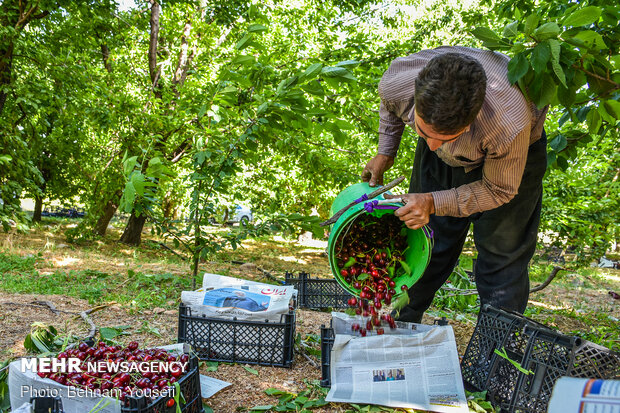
[{"left": 1, "top": 224, "right": 619, "bottom": 412}]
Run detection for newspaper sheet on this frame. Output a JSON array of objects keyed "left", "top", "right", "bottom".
[
  {"left": 199, "top": 375, "right": 231, "bottom": 398},
  {"left": 548, "top": 377, "right": 620, "bottom": 413},
  {"left": 326, "top": 314, "right": 468, "bottom": 413},
  {"left": 181, "top": 273, "right": 295, "bottom": 321},
  {"left": 9, "top": 344, "right": 188, "bottom": 413}
]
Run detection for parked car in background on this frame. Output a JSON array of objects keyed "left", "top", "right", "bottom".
[
  {"left": 210, "top": 205, "right": 253, "bottom": 226},
  {"left": 228, "top": 205, "right": 252, "bottom": 225}
]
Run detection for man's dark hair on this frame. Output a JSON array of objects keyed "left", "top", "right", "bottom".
[{"left": 414, "top": 53, "right": 487, "bottom": 134}]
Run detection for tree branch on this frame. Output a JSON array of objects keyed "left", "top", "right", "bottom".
[
  {"left": 529, "top": 266, "right": 565, "bottom": 293},
  {"left": 148, "top": 0, "right": 161, "bottom": 93}
]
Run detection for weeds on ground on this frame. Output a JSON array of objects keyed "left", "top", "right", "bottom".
[{"left": 0, "top": 251, "right": 196, "bottom": 309}]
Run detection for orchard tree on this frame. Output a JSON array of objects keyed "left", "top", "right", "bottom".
[{"left": 471, "top": 0, "right": 619, "bottom": 259}]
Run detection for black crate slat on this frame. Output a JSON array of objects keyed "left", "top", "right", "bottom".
[
  {"left": 177, "top": 303, "right": 295, "bottom": 368},
  {"left": 460, "top": 304, "right": 620, "bottom": 413},
  {"left": 319, "top": 325, "right": 334, "bottom": 388},
  {"left": 285, "top": 272, "right": 353, "bottom": 309}
]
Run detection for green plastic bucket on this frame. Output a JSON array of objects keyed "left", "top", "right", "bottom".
[{"left": 327, "top": 182, "right": 432, "bottom": 296}]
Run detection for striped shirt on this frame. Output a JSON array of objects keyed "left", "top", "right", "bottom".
[{"left": 377, "top": 46, "right": 548, "bottom": 217}]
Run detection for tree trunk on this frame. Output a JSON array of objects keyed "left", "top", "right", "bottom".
[
  {"left": 94, "top": 198, "right": 119, "bottom": 236},
  {"left": 33, "top": 196, "right": 43, "bottom": 222},
  {"left": 119, "top": 212, "right": 147, "bottom": 246}
]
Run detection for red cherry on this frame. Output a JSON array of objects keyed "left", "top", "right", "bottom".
[
  {"left": 166, "top": 399, "right": 175, "bottom": 408},
  {"left": 401, "top": 285, "right": 408, "bottom": 291}
]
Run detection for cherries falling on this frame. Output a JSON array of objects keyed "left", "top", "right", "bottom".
[
  {"left": 36, "top": 341, "right": 189, "bottom": 407},
  {"left": 335, "top": 213, "right": 411, "bottom": 336}
]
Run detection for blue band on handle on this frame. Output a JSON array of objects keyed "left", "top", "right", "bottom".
[
  {"left": 363, "top": 200, "right": 399, "bottom": 213},
  {"left": 353, "top": 194, "right": 369, "bottom": 204}
]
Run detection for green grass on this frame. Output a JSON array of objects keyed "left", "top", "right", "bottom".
[{"left": 0, "top": 251, "right": 197, "bottom": 311}]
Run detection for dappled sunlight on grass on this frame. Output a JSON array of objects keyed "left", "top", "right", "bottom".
[
  {"left": 529, "top": 300, "right": 570, "bottom": 311},
  {"left": 278, "top": 255, "right": 306, "bottom": 264},
  {"left": 51, "top": 256, "right": 81, "bottom": 267}
]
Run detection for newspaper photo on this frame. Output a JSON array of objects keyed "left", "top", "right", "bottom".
[
  {"left": 326, "top": 313, "right": 468, "bottom": 413},
  {"left": 181, "top": 273, "right": 295, "bottom": 321},
  {"left": 548, "top": 377, "right": 620, "bottom": 413}
]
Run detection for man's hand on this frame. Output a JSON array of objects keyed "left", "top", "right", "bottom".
[
  {"left": 384, "top": 193, "right": 435, "bottom": 230},
  {"left": 361, "top": 154, "right": 395, "bottom": 187}
]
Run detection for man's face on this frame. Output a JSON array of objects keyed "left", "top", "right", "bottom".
[{"left": 414, "top": 111, "right": 470, "bottom": 151}]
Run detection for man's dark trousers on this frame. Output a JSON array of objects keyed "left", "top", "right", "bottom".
[{"left": 397, "top": 131, "right": 547, "bottom": 323}]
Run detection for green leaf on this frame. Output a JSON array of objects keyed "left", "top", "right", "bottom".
[
  {"left": 336, "top": 59, "right": 360, "bottom": 68},
  {"left": 603, "top": 99, "right": 620, "bottom": 119},
  {"left": 399, "top": 260, "right": 412, "bottom": 275},
  {"left": 248, "top": 24, "right": 268, "bottom": 32},
  {"left": 507, "top": 53, "right": 529, "bottom": 85},
  {"left": 303, "top": 63, "right": 323, "bottom": 80},
  {"left": 524, "top": 14, "right": 539, "bottom": 36},
  {"left": 250, "top": 406, "right": 273, "bottom": 411},
  {"left": 597, "top": 104, "right": 615, "bottom": 123},
  {"left": 549, "top": 134, "right": 567, "bottom": 152},
  {"left": 99, "top": 327, "right": 121, "bottom": 341},
  {"left": 392, "top": 292, "right": 410, "bottom": 312},
  {"left": 531, "top": 73, "right": 557, "bottom": 109},
  {"left": 334, "top": 119, "right": 353, "bottom": 130},
  {"left": 203, "top": 404, "right": 214, "bottom": 413},
  {"left": 557, "top": 85, "right": 576, "bottom": 107},
  {"left": 122, "top": 181, "right": 136, "bottom": 210},
  {"left": 494, "top": 347, "right": 534, "bottom": 375},
  {"left": 343, "top": 256, "right": 357, "bottom": 268},
  {"left": 470, "top": 27, "right": 501, "bottom": 43},
  {"left": 236, "top": 33, "right": 253, "bottom": 50},
  {"left": 357, "top": 273, "right": 369, "bottom": 281},
  {"left": 231, "top": 55, "right": 255, "bottom": 65},
  {"left": 563, "top": 6, "right": 602, "bottom": 27},
  {"left": 321, "top": 66, "right": 356, "bottom": 81},
  {"left": 243, "top": 366, "right": 259, "bottom": 375},
  {"left": 530, "top": 42, "right": 550, "bottom": 73},
  {"left": 123, "top": 155, "right": 138, "bottom": 176},
  {"left": 265, "top": 388, "right": 287, "bottom": 396},
  {"left": 573, "top": 30, "right": 606, "bottom": 50},
  {"left": 502, "top": 21, "right": 519, "bottom": 38},
  {"left": 533, "top": 22, "right": 560, "bottom": 41},
  {"left": 586, "top": 108, "right": 602, "bottom": 134},
  {"left": 548, "top": 39, "right": 566, "bottom": 87},
  {"left": 205, "top": 361, "right": 218, "bottom": 372}
]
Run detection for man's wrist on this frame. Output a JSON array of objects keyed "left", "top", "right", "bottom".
[{"left": 426, "top": 193, "right": 435, "bottom": 215}]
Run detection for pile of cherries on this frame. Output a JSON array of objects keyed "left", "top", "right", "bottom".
[
  {"left": 335, "top": 213, "right": 410, "bottom": 336},
  {"left": 37, "top": 341, "right": 189, "bottom": 407}
]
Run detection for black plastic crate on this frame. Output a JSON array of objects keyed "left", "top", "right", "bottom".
[
  {"left": 284, "top": 271, "right": 353, "bottom": 309},
  {"left": 461, "top": 304, "right": 620, "bottom": 413},
  {"left": 319, "top": 325, "right": 335, "bottom": 388},
  {"left": 121, "top": 351, "right": 203, "bottom": 413},
  {"left": 31, "top": 397, "right": 63, "bottom": 413},
  {"left": 177, "top": 303, "right": 295, "bottom": 368},
  {"left": 27, "top": 353, "right": 202, "bottom": 413}
]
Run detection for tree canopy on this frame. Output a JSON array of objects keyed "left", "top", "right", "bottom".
[{"left": 1, "top": 0, "right": 618, "bottom": 263}]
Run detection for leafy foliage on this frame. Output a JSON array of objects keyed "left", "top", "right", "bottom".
[{"left": 471, "top": 0, "right": 619, "bottom": 260}]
